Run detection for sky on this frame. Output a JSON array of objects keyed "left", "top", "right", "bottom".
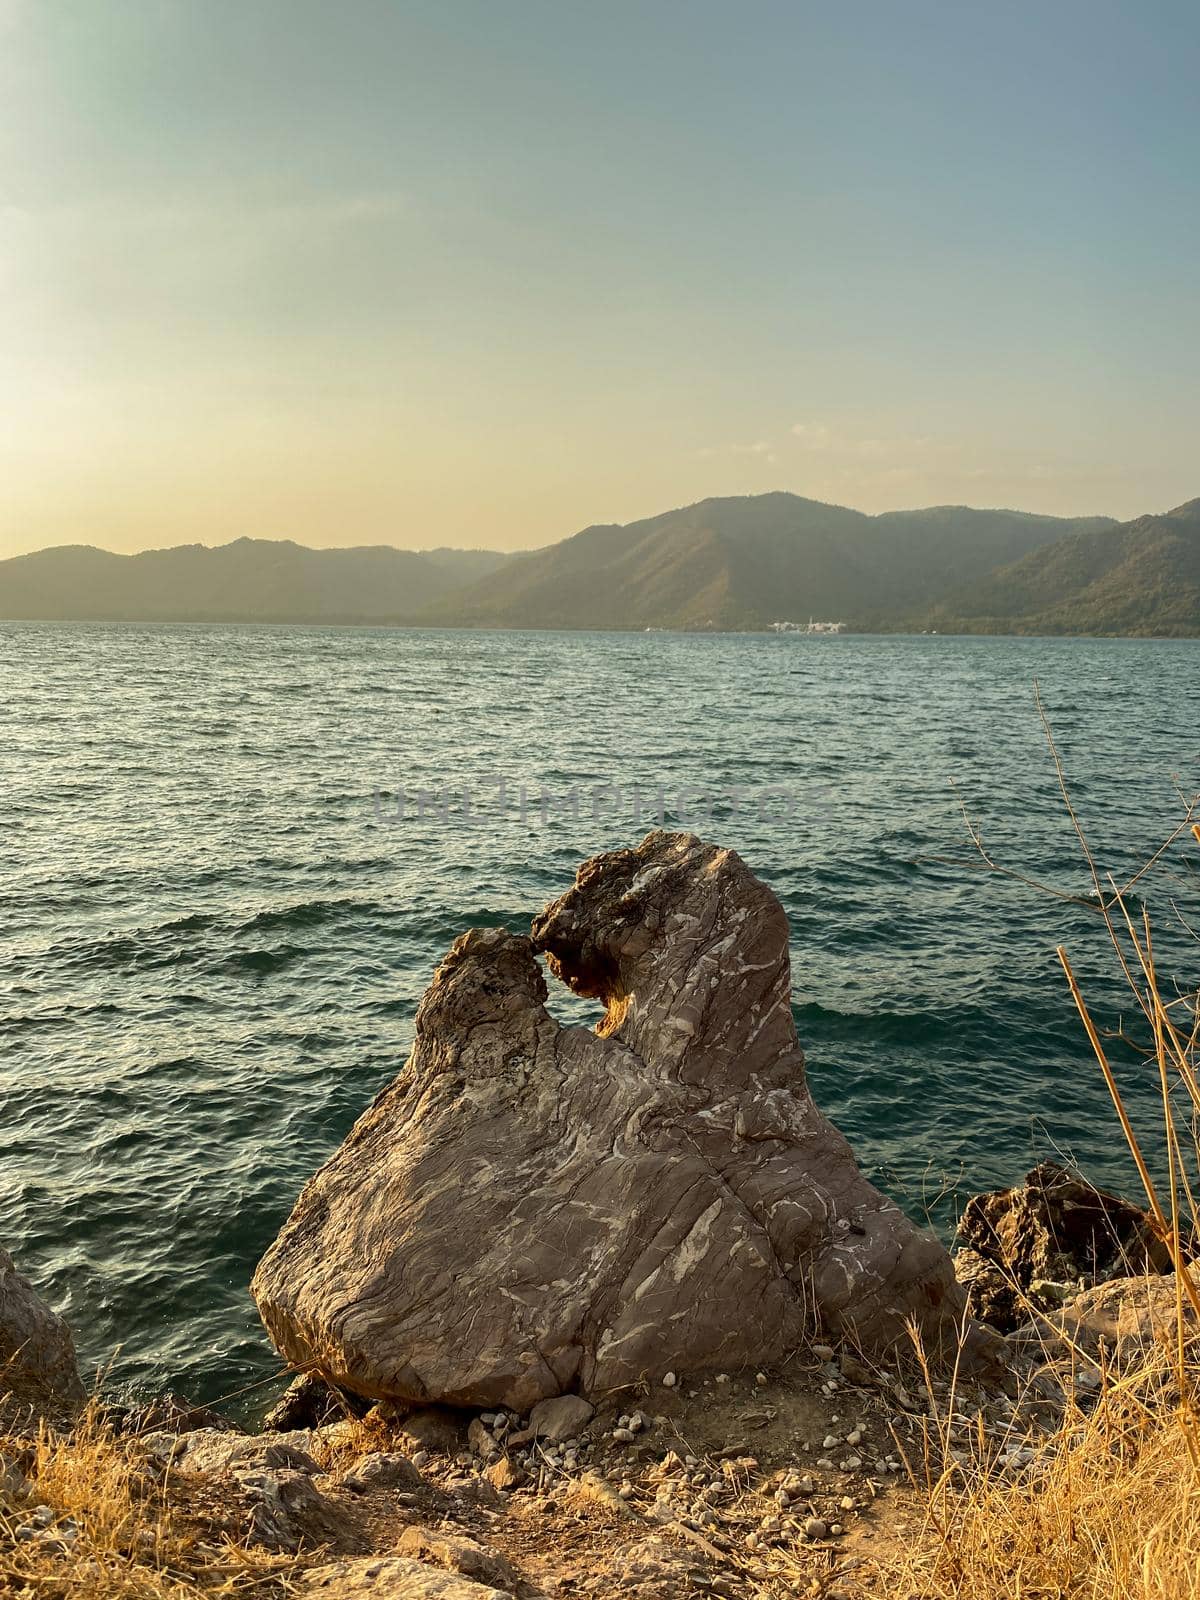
[{"left": 1, "top": 0, "right": 1197, "bottom": 557}]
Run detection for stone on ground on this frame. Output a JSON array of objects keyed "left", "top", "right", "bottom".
[{"left": 955, "top": 1161, "right": 1173, "bottom": 1333}]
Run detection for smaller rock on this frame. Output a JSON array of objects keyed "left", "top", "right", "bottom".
[
  {"left": 297, "top": 1556, "right": 511, "bottom": 1597},
  {"left": 467, "top": 1419, "right": 498, "bottom": 1459},
  {"left": 171, "top": 1429, "right": 321, "bottom": 1478},
  {"left": 262, "top": 1372, "right": 352, "bottom": 1431},
  {"left": 343, "top": 1451, "right": 423, "bottom": 1491},
  {"left": 483, "top": 1456, "right": 525, "bottom": 1492},
  {"left": 396, "top": 1526, "right": 519, "bottom": 1591},
  {"left": 238, "top": 1468, "right": 367, "bottom": 1554},
  {"left": 570, "top": 1470, "right": 636, "bottom": 1518},
  {"left": 0, "top": 1453, "right": 30, "bottom": 1500},
  {"left": 839, "top": 1353, "right": 874, "bottom": 1385},
  {"left": 0, "top": 1247, "right": 85, "bottom": 1424},
  {"left": 661, "top": 1372, "right": 677, "bottom": 1388},
  {"left": 507, "top": 1393, "right": 594, "bottom": 1446},
  {"left": 812, "top": 1343, "right": 835, "bottom": 1361},
  {"left": 804, "top": 1516, "right": 828, "bottom": 1540}
]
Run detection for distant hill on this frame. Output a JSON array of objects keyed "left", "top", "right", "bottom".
[
  {"left": 5, "top": 493, "right": 1196, "bottom": 635},
  {"left": 0, "top": 538, "right": 510, "bottom": 624},
  {"left": 421, "top": 493, "right": 1115, "bottom": 630},
  {"left": 918, "top": 499, "right": 1200, "bottom": 637}
]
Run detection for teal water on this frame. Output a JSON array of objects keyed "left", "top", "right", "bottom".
[{"left": 2, "top": 624, "right": 1198, "bottom": 1411}]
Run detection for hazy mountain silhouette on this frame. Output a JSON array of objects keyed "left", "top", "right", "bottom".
[
  {"left": 420, "top": 493, "right": 1115, "bottom": 630},
  {"left": 4, "top": 494, "right": 1193, "bottom": 634},
  {"left": 0, "top": 537, "right": 509, "bottom": 623},
  {"left": 918, "top": 499, "right": 1200, "bottom": 636}
]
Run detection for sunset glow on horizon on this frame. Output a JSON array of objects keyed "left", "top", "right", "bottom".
[{"left": 2, "top": 0, "right": 1197, "bottom": 558}]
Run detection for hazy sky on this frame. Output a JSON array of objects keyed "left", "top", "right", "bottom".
[{"left": 1, "top": 1, "right": 1197, "bottom": 557}]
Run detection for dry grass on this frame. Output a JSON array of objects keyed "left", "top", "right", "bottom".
[
  {"left": 865, "top": 707, "right": 1200, "bottom": 1600},
  {"left": 0, "top": 1403, "right": 296, "bottom": 1599},
  {"left": 883, "top": 1376, "right": 1197, "bottom": 1598}
]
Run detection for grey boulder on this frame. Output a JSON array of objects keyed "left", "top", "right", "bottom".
[{"left": 253, "top": 832, "right": 969, "bottom": 1410}]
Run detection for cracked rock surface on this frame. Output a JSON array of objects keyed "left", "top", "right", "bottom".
[{"left": 253, "top": 832, "right": 966, "bottom": 1408}]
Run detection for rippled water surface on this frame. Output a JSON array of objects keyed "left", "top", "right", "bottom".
[{"left": 3, "top": 624, "right": 1198, "bottom": 1409}]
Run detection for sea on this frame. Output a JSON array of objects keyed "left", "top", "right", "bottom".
[{"left": 3, "top": 623, "right": 1198, "bottom": 1414}]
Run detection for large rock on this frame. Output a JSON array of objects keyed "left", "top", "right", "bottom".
[
  {"left": 0, "top": 1247, "right": 85, "bottom": 1423},
  {"left": 253, "top": 832, "right": 969, "bottom": 1409},
  {"left": 954, "top": 1161, "right": 1173, "bottom": 1333}
]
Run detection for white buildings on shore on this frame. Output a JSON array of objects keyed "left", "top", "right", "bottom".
[{"left": 769, "top": 618, "right": 846, "bottom": 634}]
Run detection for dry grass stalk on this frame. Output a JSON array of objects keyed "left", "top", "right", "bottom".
[
  {"left": 0, "top": 1402, "right": 295, "bottom": 1599},
  {"left": 866, "top": 700, "right": 1200, "bottom": 1599}
]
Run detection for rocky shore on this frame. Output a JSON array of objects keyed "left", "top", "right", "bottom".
[{"left": 3, "top": 833, "right": 1193, "bottom": 1599}]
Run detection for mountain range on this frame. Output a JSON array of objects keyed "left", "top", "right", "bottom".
[{"left": 2, "top": 493, "right": 1197, "bottom": 636}]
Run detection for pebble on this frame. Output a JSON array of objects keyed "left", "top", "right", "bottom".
[
  {"left": 842, "top": 1456, "right": 862, "bottom": 1470},
  {"left": 411, "top": 1451, "right": 431, "bottom": 1469},
  {"left": 804, "top": 1516, "right": 828, "bottom": 1540},
  {"left": 611, "top": 1428, "right": 635, "bottom": 1444},
  {"left": 822, "top": 1435, "right": 839, "bottom": 1449},
  {"left": 661, "top": 1372, "right": 677, "bottom": 1388},
  {"left": 840, "top": 1495, "right": 855, "bottom": 1510}
]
